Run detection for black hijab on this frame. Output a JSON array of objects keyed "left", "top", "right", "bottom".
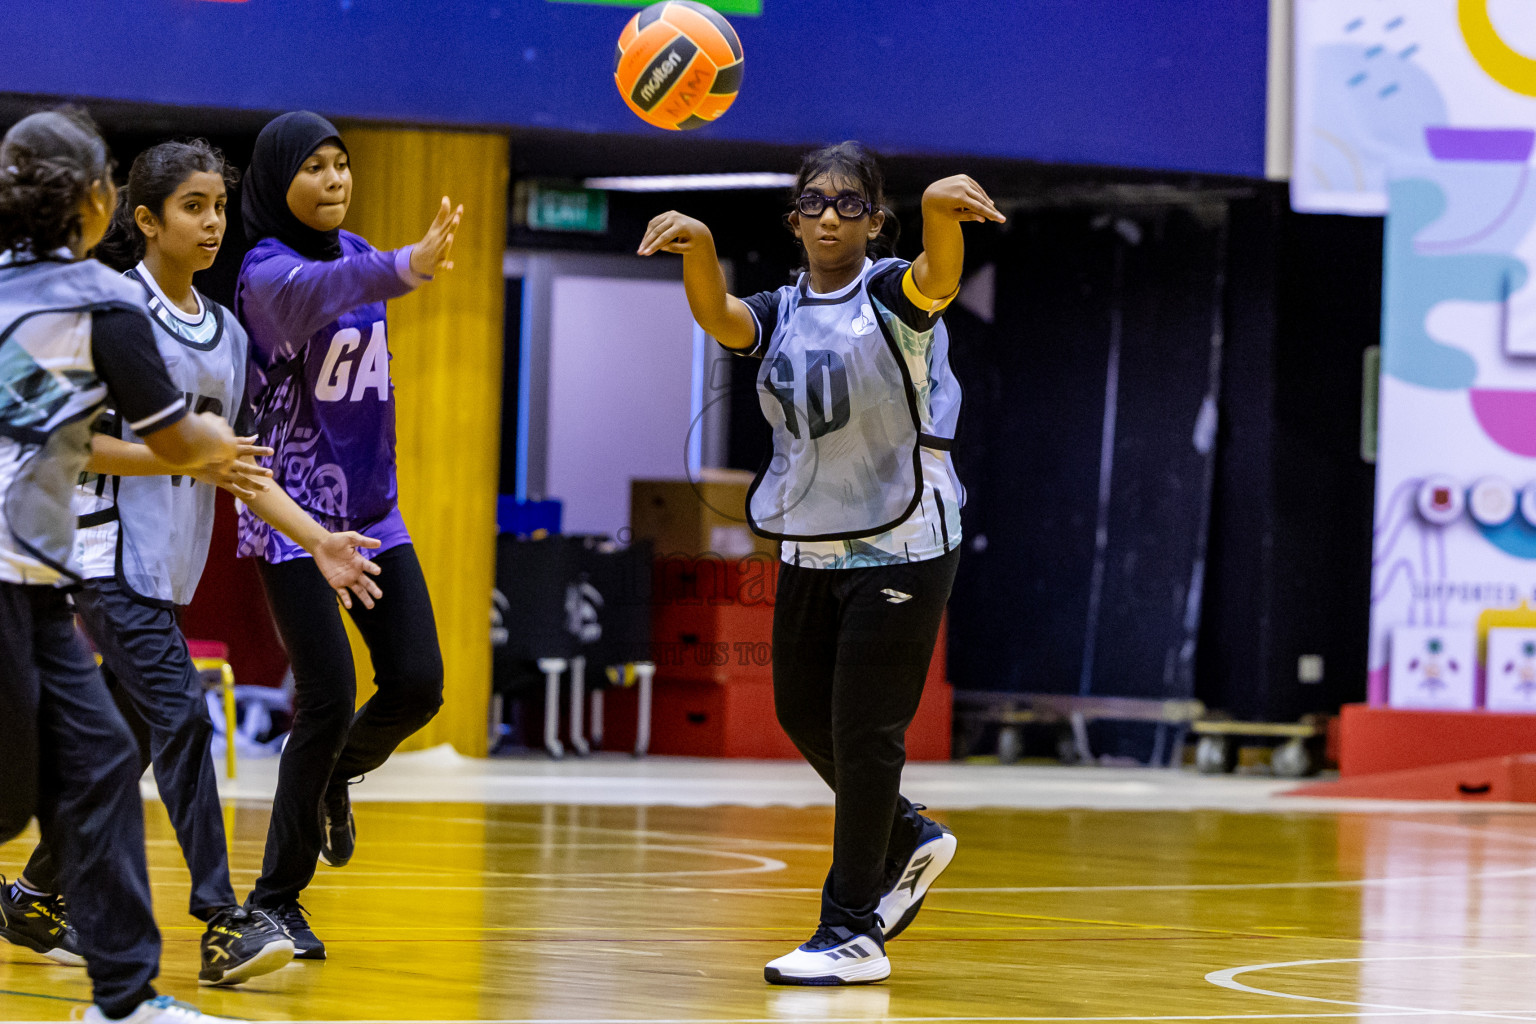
[{"left": 243, "top": 111, "right": 347, "bottom": 261}]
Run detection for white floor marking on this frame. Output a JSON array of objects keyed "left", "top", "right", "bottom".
[
  {"left": 364, "top": 807, "right": 833, "bottom": 850},
  {"left": 1206, "top": 953, "right": 1536, "bottom": 1021},
  {"left": 55, "top": 1012, "right": 1536, "bottom": 1024},
  {"left": 8, "top": 1014, "right": 1517, "bottom": 1024}
]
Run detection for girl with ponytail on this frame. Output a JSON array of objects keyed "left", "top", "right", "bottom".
[
  {"left": 640, "top": 140, "right": 1003, "bottom": 986},
  {"left": 0, "top": 108, "right": 248, "bottom": 1024}
]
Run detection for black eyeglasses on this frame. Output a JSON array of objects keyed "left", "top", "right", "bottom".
[{"left": 795, "top": 192, "right": 875, "bottom": 219}]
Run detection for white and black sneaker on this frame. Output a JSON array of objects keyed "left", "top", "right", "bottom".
[
  {"left": 82, "top": 994, "right": 240, "bottom": 1023},
  {"left": 764, "top": 924, "right": 890, "bottom": 986},
  {"left": 876, "top": 813, "right": 956, "bottom": 940}
]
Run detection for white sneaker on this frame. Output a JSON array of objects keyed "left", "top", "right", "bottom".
[
  {"left": 764, "top": 925, "right": 890, "bottom": 986},
  {"left": 83, "top": 994, "right": 239, "bottom": 1023},
  {"left": 877, "top": 820, "right": 957, "bottom": 939}
]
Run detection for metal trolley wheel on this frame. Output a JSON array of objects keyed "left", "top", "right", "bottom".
[
  {"left": 1195, "top": 734, "right": 1237, "bottom": 774},
  {"left": 995, "top": 725, "right": 1024, "bottom": 765},
  {"left": 1270, "top": 737, "right": 1315, "bottom": 779}
]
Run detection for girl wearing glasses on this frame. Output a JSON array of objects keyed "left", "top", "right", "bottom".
[{"left": 639, "top": 141, "right": 1002, "bottom": 985}]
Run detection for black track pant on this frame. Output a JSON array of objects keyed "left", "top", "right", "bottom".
[
  {"left": 25, "top": 578, "right": 238, "bottom": 921},
  {"left": 0, "top": 583, "right": 160, "bottom": 1019},
  {"left": 249, "top": 544, "right": 443, "bottom": 908},
  {"left": 771, "top": 548, "right": 959, "bottom": 934}
]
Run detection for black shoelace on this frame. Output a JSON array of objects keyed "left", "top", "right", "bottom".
[
  {"left": 802, "top": 923, "right": 854, "bottom": 952},
  {"left": 273, "top": 901, "right": 311, "bottom": 932}
]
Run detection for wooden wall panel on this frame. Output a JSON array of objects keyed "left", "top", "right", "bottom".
[{"left": 337, "top": 124, "right": 509, "bottom": 757}]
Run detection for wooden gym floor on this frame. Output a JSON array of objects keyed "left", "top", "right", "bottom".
[{"left": 6, "top": 794, "right": 1536, "bottom": 1022}]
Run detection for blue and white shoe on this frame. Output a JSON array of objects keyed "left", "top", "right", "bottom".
[
  {"left": 876, "top": 814, "right": 956, "bottom": 940},
  {"left": 82, "top": 994, "right": 239, "bottom": 1022},
  {"left": 764, "top": 924, "right": 890, "bottom": 986}
]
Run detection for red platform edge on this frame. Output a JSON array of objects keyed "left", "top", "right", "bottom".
[
  {"left": 1335, "top": 703, "right": 1536, "bottom": 777},
  {"left": 1280, "top": 703, "right": 1536, "bottom": 802},
  {"left": 1285, "top": 753, "right": 1536, "bottom": 802}
]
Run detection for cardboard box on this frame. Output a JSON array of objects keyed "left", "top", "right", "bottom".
[
  {"left": 630, "top": 471, "right": 777, "bottom": 558},
  {"left": 598, "top": 624, "right": 953, "bottom": 760}
]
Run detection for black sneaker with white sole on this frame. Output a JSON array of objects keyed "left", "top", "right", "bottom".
[
  {"left": 267, "top": 900, "right": 325, "bottom": 960},
  {"left": 0, "top": 876, "right": 84, "bottom": 967},
  {"left": 199, "top": 905, "right": 295, "bottom": 985},
  {"left": 876, "top": 812, "right": 957, "bottom": 940},
  {"left": 319, "top": 784, "right": 355, "bottom": 868},
  {"left": 764, "top": 923, "right": 890, "bottom": 986}
]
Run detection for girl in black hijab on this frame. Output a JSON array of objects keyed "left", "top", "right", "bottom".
[{"left": 234, "top": 111, "right": 462, "bottom": 961}]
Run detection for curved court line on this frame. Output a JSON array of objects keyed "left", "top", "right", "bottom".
[
  {"left": 364, "top": 807, "right": 832, "bottom": 850},
  {"left": 475, "top": 845, "right": 786, "bottom": 879},
  {"left": 1206, "top": 953, "right": 1536, "bottom": 1021}
]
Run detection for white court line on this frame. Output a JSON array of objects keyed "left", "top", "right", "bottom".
[
  {"left": 1206, "top": 953, "right": 1536, "bottom": 1021},
  {"left": 157, "top": 866, "right": 1536, "bottom": 895},
  {"left": 12, "top": 1014, "right": 1516, "bottom": 1024},
  {"left": 159, "top": 845, "right": 786, "bottom": 882},
  {"left": 921, "top": 866, "right": 1536, "bottom": 892},
  {"left": 361, "top": 807, "right": 833, "bottom": 850},
  {"left": 61, "top": 1013, "right": 1536, "bottom": 1024}
]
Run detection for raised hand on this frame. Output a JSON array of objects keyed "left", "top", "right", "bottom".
[
  {"left": 921, "top": 175, "right": 1006, "bottom": 225},
  {"left": 638, "top": 211, "right": 713, "bottom": 256},
  {"left": 410, "top": 196, "right": 463, "bottom": 277},
  {"left": 313, "top": 530, "right": 384, "bottom": 610}
]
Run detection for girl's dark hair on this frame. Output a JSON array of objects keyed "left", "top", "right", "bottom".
[
  {"left": 788, "top": 140, "right": 900, "bottom": 259},
  {"left": 0, "top": 107, "right": 113, "bottom": 257},
  {"left": 94, "top": 139, "right": 239, "bottom": 272}
]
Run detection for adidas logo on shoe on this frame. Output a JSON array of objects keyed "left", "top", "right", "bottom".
[
  {"left": 877, "top": 815, "right": 957, "bottom": 940},
  {"left": 764, "top": 924, "right": 890, "bottom": 986}
]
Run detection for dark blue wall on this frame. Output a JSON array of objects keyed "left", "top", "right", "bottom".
[{"left": 1, "top": 0, "right": 1268, "bottom": 176}]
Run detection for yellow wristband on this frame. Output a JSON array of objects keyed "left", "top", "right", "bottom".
[{"left": 902, "top": 265, "right": 958, "bottom": 313}]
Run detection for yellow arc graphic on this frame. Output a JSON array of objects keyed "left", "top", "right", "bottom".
[{"left": 1461, "top": 0, "right": 1536, "bottom": 96}]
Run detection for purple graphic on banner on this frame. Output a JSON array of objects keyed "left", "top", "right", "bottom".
[{"left": 1425, "top": 127, "right": 1535, "bottom": 163}]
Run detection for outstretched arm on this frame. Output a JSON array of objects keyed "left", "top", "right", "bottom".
[
  {"left": 910, "top": 175, "right": 1005, "bottom": 303},
  {"left": 240, "top": 479, "right": 384, "bottom": 609},
  {"left": 140, "top": 412, "right": 239, "bottom": 472},
  {"left": 241, "top": 197, "right": 464, "bottom": 354},
  {"left": 638, "top": 211, "right": 757, "bottom": 350},
  {"left": 87, "top": 434, "right": 274, "bottom": 499},
  {"left": 87, "top": 433, "right": 380, "bottom": 606}
]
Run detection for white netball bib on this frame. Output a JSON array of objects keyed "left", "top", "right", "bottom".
[{"left": 748, "top": 258, "right": 955, "bottom": 542}]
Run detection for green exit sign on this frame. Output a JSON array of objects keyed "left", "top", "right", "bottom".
[
  {"left": 518, "top": 182, "right": 609, "bottom": 234},
  {"left": 548, "top": 0, "right": 761, "bottom": 14}
]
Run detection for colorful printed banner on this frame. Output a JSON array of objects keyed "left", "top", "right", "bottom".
[
  {"left": 1370, "top": 147, "right": 1536, "bottom": 707},
  {"left": 1324, "top": 3, "right": 1536, "bottom": 706},
  {"left": 1293, "top": 1, "right": 1536, "bottom": 215}
]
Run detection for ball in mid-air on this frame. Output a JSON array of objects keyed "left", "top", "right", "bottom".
[{"left": 614, "top": 1, "right": 743, "bottom": 131}]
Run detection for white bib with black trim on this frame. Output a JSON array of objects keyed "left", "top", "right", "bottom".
[{"left": 748, "top": 258, "right": 957, "bottom": 542}]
